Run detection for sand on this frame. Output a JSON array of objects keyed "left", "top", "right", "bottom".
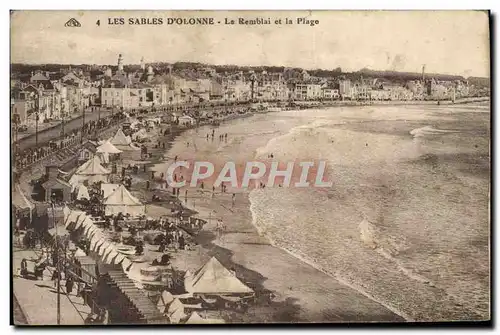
[{"left": 148, "top": 122, "right": 404, "bottom": 323}]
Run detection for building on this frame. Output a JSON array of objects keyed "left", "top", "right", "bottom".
[
  {"left": 370, "top": 89, "right": 390, "bottom": 101},
  {"left": 339, "top": 79, "right": 352, "bottom": 100},
  {"left": 77, "top": 141, "right": 98, "bottom": 164},
  {"left": 356, "top": 84, "right": 371, "bottom": 100},
  {"left": 41, "top": 165, "right": 72, "bottom": 203},
  {"left": 11, "top": 86, "right": 37, "bottom": 126},
  {"left": 254, "top": 72, "right": 289, "bottom": 101},
  {"left": 406, "top": 80, "right": 426, "bottom": 100},
  {"left": 426, "top": 79, "right": 449, "bottom": 100},
  {"left": 321, "top": 84, "right": 340, "bottom": 100},
  {"left": 294, "top": 82, "right": 322, "bottom": 100}
]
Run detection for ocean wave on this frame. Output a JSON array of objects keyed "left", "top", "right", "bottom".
[
  {"left": 410, "top": 126, "right": 459, "bottom": 138},
  {"left": 248, "top": 190, "right": 412, "bottom": 321}
]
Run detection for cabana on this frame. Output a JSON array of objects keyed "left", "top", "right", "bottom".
[
  {"left": 100, "top": 183, "right": 120, "bottom": 199},
  {"left": 96, "top": 140, "right": 122, "bottom": 164},
  {"left": 63, "top": 208, "right": 130, "bottom": 267},
  {"left": 74, "top": 184, "right": 90, "bottom": 201},
  {"left": 184, "top": 257, "right": 254, "bottom": 296},
  {"left": 103, "top": 184, "right": 146, "bottom": 217},
  {"left": 12, "top": 184, "right": 34, "bottom": 227},
  {"left": 110, "top": 128, "right": 132, "bottom": 146},
  {"left": 185, "top": 312, "right": 225, "bottom": 324},
  {"left": 69, "top": 156, "right": 111, "bottom": 191}
]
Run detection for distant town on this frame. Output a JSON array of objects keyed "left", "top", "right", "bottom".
[{"left": 11, "top": 54, "right": 490, "bottom": 131}]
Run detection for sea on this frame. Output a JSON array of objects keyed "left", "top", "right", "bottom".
[{"left": 164, "top": 103, "right": 490, "bottom": 321}]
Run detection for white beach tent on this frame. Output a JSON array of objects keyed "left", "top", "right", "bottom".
[
  {"left": 165, "top": 298, "right": 185, "bottom": 324},
  {"left": 69, "top": 156, "right": 111, "bottom": 190},
  {"left": 103, "top": 184, "right": 145, "bottom": 216},
  {"left": 75, "top": 184, "right": 90, "bottom": 200},
  {"left": 110, "top": 128, "right": 132, "bottom": 146},
  {"left": 184, "top": 257, "right": 254, "bottom": 295},
  {"left": 96, "top": 140, "right": 122, "bottom": 164},
  {"left": 156, "top": 291, "right": 175, "bottom": 313},
  {"left": 97, "top": 140, "right": 122, "bottom": 154},
  {"left": 101, "top": 183, "right": 120, "bottom": 199},
  {"left": 12, "top": 184, "right": 34, "bottom": 221},
  {"left": 185, "top": 312, "right": 225, "bottom": 324},
  {"left": 75, "top": 155, "right": 103, "bottom": 174}
]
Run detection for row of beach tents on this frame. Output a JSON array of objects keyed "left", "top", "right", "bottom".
[{"left": 63, "top": 206, "right": 134, "bottom": 271}]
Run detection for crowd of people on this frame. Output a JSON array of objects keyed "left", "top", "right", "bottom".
[{"left": 13, "top": 115, "right": 122, "bottom": 170}]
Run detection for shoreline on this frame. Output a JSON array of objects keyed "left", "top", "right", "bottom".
[
  {"left": 247, "top": 192, "right": 414, "bottom": 321},
  {"left": 14, "top": 101, "right": 488, "bottom": 323}
]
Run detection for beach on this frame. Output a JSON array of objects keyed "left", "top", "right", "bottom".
[
  {"left": 13, "top": 101, "right": 489, "bottom": 324},
  {"left": 150, "top": 102, "right": 489, "bottom": 322}
]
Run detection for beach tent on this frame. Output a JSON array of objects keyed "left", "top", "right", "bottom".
[
  {"left": 97, "top": 151, "right": 110, "bottom": 165},
  {"left": 97, "top": 140, "right": 122, "bottom": 154},
  {"left": 75, "top": 184, "right": 90, "bottom": 200},
  {"left": 103, "top": 184, "right": 145, "bottom": 216},
  {"left": 184, "top": 257, "right": 253, "bottom": 295},
  {"left": 185, "top": 312, "right": 225, "bottom": 324},
  {"left": 165, "top": 298, "right": 185, "bottom": 324},
  {"left": 75, "top": 155, "right": 103, "bottom": 174},
  {"left": 96, "top": 140, "right": 122, "bottom": 165},
  {"left": 101, "top": 183, "right": 120, "bottom": 199},
  {"left": 64, "top": 209, "right": 85, "bottom": 228},
  {"left": 12, "top": 184, "right": 34, "bottom": 219},
  {"left": 156, "top": 291, "right": 175, "bottom": 313},
  {"left": 110, "top": 128, "right": 132, "bottom": 146},
  {"left": 69, "top": 156, "right": 110, "bottom": 190}
]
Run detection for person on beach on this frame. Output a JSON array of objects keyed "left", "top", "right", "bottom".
[
  {"left": 66, "top": 274, "right": 74, "bottom": 295},
  {"left": 201, "top": 181, "right": 204, "bottom": 189},
  {"left": 178, "top": 235, "right": 185, "bottom": 250},
  {"left": 52, "top": 267, "right": 60, "bottom": 288},
  {"left": 232, "top": 193, "right": 236, "bottom": 207},
  {"left": 174, "top": 155, "right": 177, "bottom": 162}
]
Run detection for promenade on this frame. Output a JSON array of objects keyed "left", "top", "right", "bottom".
[
  {"left": 12, "top": 247, "right": 91, "bottom": 325},
  {"left": 16, "top": 108, "right": 114, "bottom": 151}
]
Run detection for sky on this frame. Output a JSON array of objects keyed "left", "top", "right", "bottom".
[{"left": 10, "top": 10, "right": 490, "bottom": 77}]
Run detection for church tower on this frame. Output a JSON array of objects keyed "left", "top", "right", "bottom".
[
  {"left": 147, "top": 65, "right": 154, "bottom": 82},
  {"left": 118, "top": 54, "right": 124, "bottom": 72},
  {"left": 140, "top": 57, "right": 145, "bottom": 71}
]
